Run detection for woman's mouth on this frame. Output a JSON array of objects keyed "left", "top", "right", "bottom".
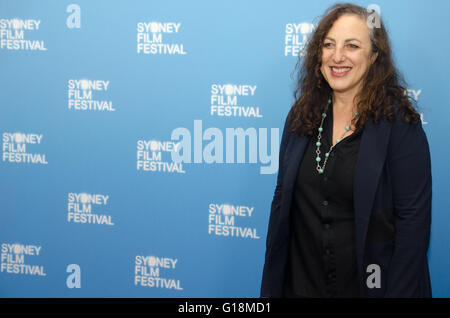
[{"left": 330, "top": 66, "right": 352, "bottom": 77}]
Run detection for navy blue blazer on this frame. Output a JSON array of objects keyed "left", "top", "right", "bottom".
[{"left": 261, "top": 108, "right": 432, "bottom": 298}]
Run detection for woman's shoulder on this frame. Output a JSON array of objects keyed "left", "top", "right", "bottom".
[
  {"left": 389, "top": 100, "right": 423, "bottom": 131},
  {"left": 368, "top": 96, "right": 422, "bottom": 131},
  {"left": 387, "top": 101, "right": 429, "bottom": 153}
]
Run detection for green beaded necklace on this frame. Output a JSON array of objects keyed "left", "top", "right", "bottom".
[{"left": 315, "top": 98, "right": 359, "bottom": 174}]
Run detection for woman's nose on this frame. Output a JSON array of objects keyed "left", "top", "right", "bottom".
[{"left": 332, "top": 45, "right": 345, "bottom": 63}]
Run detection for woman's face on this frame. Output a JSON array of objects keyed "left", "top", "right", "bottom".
[{"left": 320, "top": 14, "right": 377, "bottom": 96}]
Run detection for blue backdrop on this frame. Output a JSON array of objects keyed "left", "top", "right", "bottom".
[{"left": 0, "top": 0, "right": 449, "bottom": 298}]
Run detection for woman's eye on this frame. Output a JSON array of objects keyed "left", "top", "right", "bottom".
[{"left": 323, "top": 43, "right": 358, "bottom": 49}]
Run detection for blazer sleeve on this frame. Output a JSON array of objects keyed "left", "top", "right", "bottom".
[
  {"left": 384, "top": 117, "right": 432, "bottom": 297},
  {"left": 260, "top": 110, "right": 292, "bottom": 297},
  {"left": 263, "top": 110, "right": 292, "bottom": 255}
]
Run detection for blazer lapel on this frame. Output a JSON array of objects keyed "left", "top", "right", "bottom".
[{"left": 353, "top": 119, "right": 392, "bottom": 273}]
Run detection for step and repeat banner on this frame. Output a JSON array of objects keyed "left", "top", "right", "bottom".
[{"left": 0, "top": 0, "right": 449, "bottom": 297}]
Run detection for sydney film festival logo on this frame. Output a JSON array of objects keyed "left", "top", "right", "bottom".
[
  {"left": 210, "top": 84, "right": 262, "bottom": 118},
  {"left": 208, "top": 203, "right": 260, "bottom": 239},
  {"left": 137, "top": 21, "right": 186, "bottom": 55},
  {"left": 134, "top": 255, "right": 183, "bottom": 290},
  {"left": 284, "top": 22, "right": 315, "bottom": 57},
  {"left": 0, "top": 18, "right": 47, "bottom": 51},
  {"left": 67, "top": 192, "right": 114, "bottom": 226},
  {"left": 2, "top": 132, "right": 48, "bottom": 165},
  {"left": 67, "top": 79, "right": 115, "bottom": 112},
  {"left": 1, "top": 243, "right": 46, "bottom": 276}
]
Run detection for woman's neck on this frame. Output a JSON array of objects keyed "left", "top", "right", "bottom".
[{"left": 332, "top": 91, "right": 358, "bottom": 114}]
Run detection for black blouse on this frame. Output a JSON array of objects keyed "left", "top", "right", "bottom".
[{"left": 283, "top": 105, "right": 363, "bottom": 298}]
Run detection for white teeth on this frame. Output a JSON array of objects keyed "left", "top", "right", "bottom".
[{"left": 332, "top": 67, "right": 351, "bottom": 73}]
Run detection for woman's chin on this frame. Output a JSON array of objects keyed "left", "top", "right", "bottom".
[
  {"left": 329, "top": 85, "right": 350, "bottom": 93},
  {"left": 328, "top": 82, "right": 358, "bottom": 94}
]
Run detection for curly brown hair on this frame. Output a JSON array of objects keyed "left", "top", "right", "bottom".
[{"left": 288, "top": 2, "right": 420, "bottom": 136}]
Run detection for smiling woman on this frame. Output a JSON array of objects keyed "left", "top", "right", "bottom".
[
  {"left": 319, "top": 14, "right": 379, "bottom": 145},
  {"left": 261, "top": 3, "right": 432, "bottom": 298},
  {"left": 288, "top": 4, "right": 420, "bottom": 137}
]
